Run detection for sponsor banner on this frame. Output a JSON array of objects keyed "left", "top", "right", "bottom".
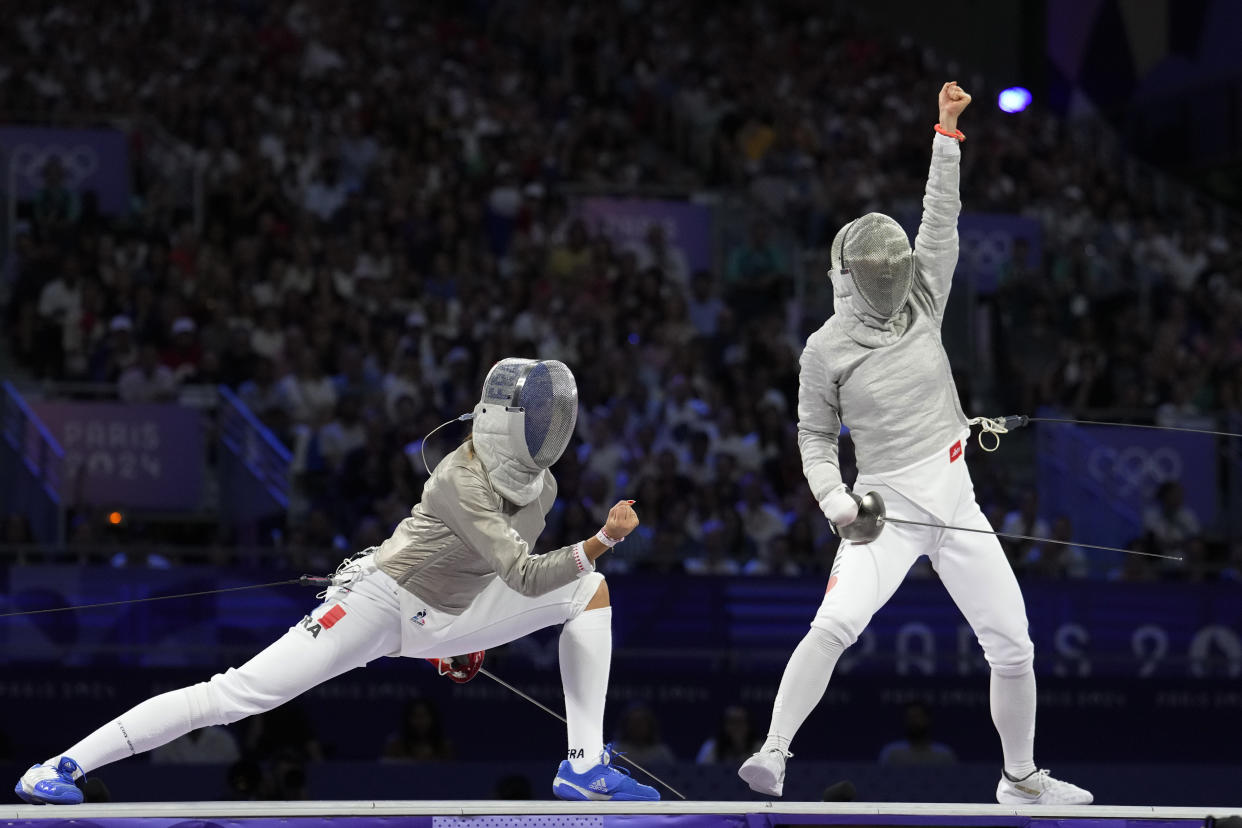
[
  {"left": 29, "top": 402, "right": 203, "bottom": 510},
  {"left": 1039, "top": 418, "right": 1218, "bottom": 545},
  {"left": 4, "top": 571, "right": 1237, "bottom": 681},
  {"left": 2, "top": 571, "right": 1239, "bottom": 765},
  {"left": 0, "top": 664, "right": 1237, "bottom": 765},
  {"left": 0, "top": 126, "right": 131, "bottom": 215},
  {"left": 956, "top": 212, "right": 1043, "bottom": 294}
]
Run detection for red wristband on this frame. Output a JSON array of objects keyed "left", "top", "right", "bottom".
[{"left": 934, "top": 123, "right": 966, "bottom": 142}]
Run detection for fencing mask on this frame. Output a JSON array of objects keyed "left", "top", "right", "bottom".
[
  {"left": 471, "top": 358, "right": 578, "bottom": 506},
  {"left": 831, "top": 213, "right": 914, "bottom": 318}
]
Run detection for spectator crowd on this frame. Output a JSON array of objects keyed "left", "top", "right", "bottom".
[{"left": 3, "top": 0, "right": 1240, "bottom": 578}]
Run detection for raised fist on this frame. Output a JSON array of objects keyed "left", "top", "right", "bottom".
[
  {"left": 939, "top": 81, "right": 972, "bottom": 126},
  {"left": 603, "top": 500, "right": 640, "bottom": 540},
  {"left": 938, "top": 81, "right": 968, "bottom": 116}
]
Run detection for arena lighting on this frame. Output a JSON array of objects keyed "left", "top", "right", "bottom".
[{"left": 998, "top": 86, "right": 1032, "bottom": 114}]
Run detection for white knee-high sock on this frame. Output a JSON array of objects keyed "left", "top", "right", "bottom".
[
  {"left": 54, "top": 686, "right": 206, "bottom": 772},
  {"left": 990, "top": 668, "right": 1037, "bottom": 778},
  {"left": 761, "top": 627, "right": 845, "bottom": 753},
  {"left": 559, "top": 606, "right": 612, "bottom": 773}
]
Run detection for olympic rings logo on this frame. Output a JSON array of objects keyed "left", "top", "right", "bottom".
[
  {"left": 960, "top": 229, "right": 1015, "bottom": 271},
  {"left": 9, "top": 143, "right": 99, "bottom": 189},
  {"left": 1087, "top": 446, "right": 1182, "bottom": 498}
]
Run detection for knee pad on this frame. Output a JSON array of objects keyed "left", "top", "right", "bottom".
[
  {"left": 986, "top": 634, "right": 1035, "bottom": 677},
  {"left": 810, "top": 610, "right": 867, "bottom": 650},
  {"left": 566, "top": 572, "right": 606, "bottom": 622},
  {"left": 183, "top": 679, "right": 227, "bottom": 729},
  {"left": 804, "top": 625, "right": 849, "bottom": 659}
]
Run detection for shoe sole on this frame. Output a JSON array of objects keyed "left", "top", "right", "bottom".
[
  {"left": 552, "top": 779, "right": 659, "bottom": 802},
  {"left": 997, "top": 786, "right": 1093, "bottom": 806},
  {"left": 738, "top": 762, "right": 783, "bottom": 797},
  {"left": 13, "top": 783, "right": 83, "bottom": 806}
]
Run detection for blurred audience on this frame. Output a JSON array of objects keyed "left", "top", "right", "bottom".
[
  {"left": 877, "top": 701, "right": 957, "bottom": 766},
  {"left": 1000, "top": 492, "right": 1051, "bottom": 570},
  {"left": 243, "top": 702, "right": 324, "bottom": 764},
  {"left": 380, "top": 699, "right": 454, "bottom": 762},
  {"left": 223, "top": 758, "right": 265, "bottom": 801},
  {"left": 612, "top": 702, "right": 676, "bottom": 765},
  {"left": 3, "top": 513, "right": 34, "bottom": 546},
  {"left": 150, "top": 726, "right": 241, "bottom": 765},
  {"left": 1, "top": 0, "right": 1235, "bottom": 576},
  {"left": 695, "top": 704, "right": 762, "bottom": 764},
  {"left": 267, "top": 749, "right": 311, "bottom": 801},
  {"left": 1142, "top": 482, "right": 1201, "bottom": 562},
  {"left": 1024, "top": 516, "right": 1090, "bottom": 579},
  {"left": 491, "top": 773, "right": 534, "bottom": 800}
]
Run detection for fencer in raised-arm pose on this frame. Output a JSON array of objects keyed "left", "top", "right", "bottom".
[
  {"left": 17, "top": 358, "right": 658, "bottom": 804},
  {"left": 738, "top": 83, "right": 1092, "bottom": 805}
]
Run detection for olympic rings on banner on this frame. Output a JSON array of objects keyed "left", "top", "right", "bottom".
[
  {"left": 1087, "top": 446, "right": 1181, "bottom": 498},
  {"left": 10, "top": 143, "right": 99, "bottom": 190}
]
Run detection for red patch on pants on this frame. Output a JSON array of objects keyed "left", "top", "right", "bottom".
[
  {"left": 949, "top": 440, "right": 962, "bottom": 463},
  {"left": 824, "top": 575, "right": 839, "bottom": 594},
  {"left": 318, "top": 605, "right": 346, "bottom": 628}
]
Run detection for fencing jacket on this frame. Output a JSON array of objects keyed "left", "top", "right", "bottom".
[
  {"left": 798, "top": 134, "right": 968, "bottom": 505},
  {"left": 374, "top": 442, "right": 592, "bottom": 614}
]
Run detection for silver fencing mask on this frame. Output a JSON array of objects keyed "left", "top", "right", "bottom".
[
  {"left": 831, "top": 213, "right": 914, "bottom": 318},
  {"left": 471, "top": 358, "right": 578, "bottom": 505}
]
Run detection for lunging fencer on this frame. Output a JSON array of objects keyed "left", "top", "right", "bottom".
[
  {"left": 738, "top": 83, "right": 1092, "bottom": 805},
  {"left": 17, "top": 358, "right": 659, "bottom": 804}
]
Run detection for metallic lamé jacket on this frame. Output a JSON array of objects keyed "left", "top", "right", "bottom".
[
  {"left": 799, "top": 134, "right": 969, "bottom": 504},
  {"left": 374, "top": 443, "right": 591, "bottom": 615}
]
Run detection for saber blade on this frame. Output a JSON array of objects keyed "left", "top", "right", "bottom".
[
  {"left": 1027, "top": 416, "right": 1242, "bottom": 440},
  {"left": 0, "top": 579, "right": 304, "bottom": 619},
  {"left": 878, "top": 516, "right": 1182, "bottom": 561},
  {"left": 478, "top": 667, "right": 687, "bottom": 800}
]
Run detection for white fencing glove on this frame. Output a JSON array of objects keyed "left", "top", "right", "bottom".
[{"left": 821, "top": 484, "right": 859, "bottom": 528}]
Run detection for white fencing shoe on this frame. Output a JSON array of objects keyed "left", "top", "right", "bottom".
[
  {"left": 738, "top": 749, "right": 791, "bottom": 797},
  {"left": 997, "top": 768, "right": 1093, "bottom": 805}
]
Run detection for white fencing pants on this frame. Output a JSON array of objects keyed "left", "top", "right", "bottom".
[
  {"left": 813, "top": 453, "right": 1034, "bottom": 676},
  {"left": 58, "top": 563, "right": 604, "bottom": 772},
  {"left": 764, "top": 442, "right": 1037, "bottom": 771}
]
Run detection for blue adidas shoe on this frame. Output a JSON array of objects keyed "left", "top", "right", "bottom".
[
  {"left": 14, "top": 756, "right": 85, "bottom": 805},
  {"left": 553, "top": 744, "right": 660, "bottom": 801}
]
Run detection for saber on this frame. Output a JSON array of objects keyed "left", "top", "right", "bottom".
[
  {"left": 879, "top": 515, "right": 1182, "bottom": 561},
  {"left": 0, "top": 578, "right": 306, "bottom": 619},
  {"left": 1027, "top": 415, "right": 1242, "bottom": 440},
  {"left": 840, "top": 491, "right": 1182, "bottom": 561},
  {"left": 478, "top": 666, "right": 687, "bottom": 800}
]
